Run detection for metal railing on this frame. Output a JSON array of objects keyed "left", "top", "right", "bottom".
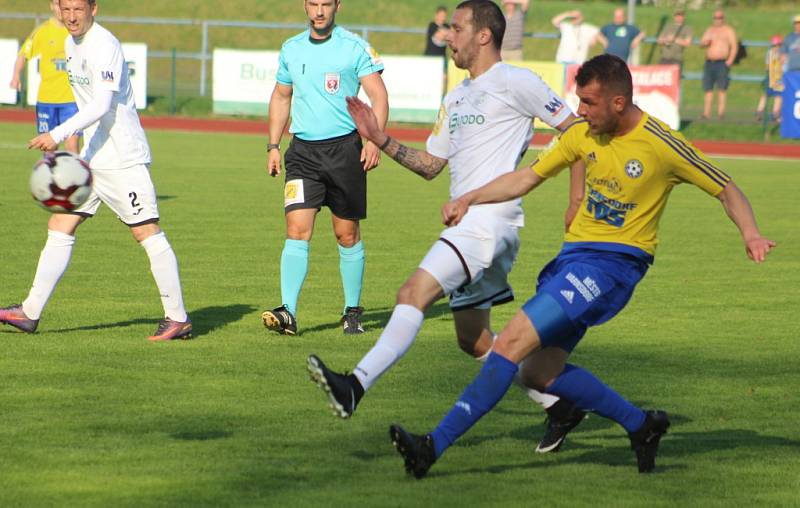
[{"left": 1, "top": 12, "right": 769, "bottom": 98}]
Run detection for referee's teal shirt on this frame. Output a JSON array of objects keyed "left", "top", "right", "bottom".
[{"left": 276, "top": 26, "right": 384, "bottom": 141}]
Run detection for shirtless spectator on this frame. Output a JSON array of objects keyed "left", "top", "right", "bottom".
[{"left": 700, "top": 9, "right": 738, "bottom": 119}]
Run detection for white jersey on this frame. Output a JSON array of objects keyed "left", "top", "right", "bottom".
[
  {"left": 65, "top": 22, "right": 150, "bottom": 169},
  {"left": 426, "top": 62, "right": 572, "bottom": 227}
]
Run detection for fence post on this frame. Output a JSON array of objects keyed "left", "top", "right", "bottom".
[
  {"left": 200, "top": 21, "right": 209, "bottom": 97},
  {"left": 170, "top": 47, "right": 177, "bottom": 115}
]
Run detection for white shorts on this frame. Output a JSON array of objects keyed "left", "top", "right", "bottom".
[
  {"left": 73, "top": 164, "right": 160, "bottom": 226},
  {"left": 419, "top": 207, "right": 520, "bottom": 311}
]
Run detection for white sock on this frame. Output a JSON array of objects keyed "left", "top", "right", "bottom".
[
  {"left": 22, "top": 230, "right": 75, "bottom": 320},
  {"left": 476, "top": 334, "right": 560, "bottom": 409},
  {"left": 140, "top": 232, "right": 187, "bottom": 322},
  {"left": 525, "top": 388, "right": 559, "bottom": 409},
  {"left": 353, "top": 304, "right": 424, "bottom": 390}
]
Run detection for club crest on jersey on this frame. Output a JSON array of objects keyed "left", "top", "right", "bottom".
[
  {"left": 324, "top": 72, "right": 340, "bottom": 95},
  {"left": 624, "top": 159, "right": 644, "bottom": 179}
]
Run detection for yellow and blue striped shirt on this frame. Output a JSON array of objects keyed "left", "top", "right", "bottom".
[{"left": 532, "top": 112, "right": 730, "bottom": 259}]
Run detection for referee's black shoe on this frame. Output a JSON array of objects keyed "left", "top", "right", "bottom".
[
  {"left": 261, "top": 305, "right": 297, "bottom": 335},
  {"left": 307, "top": 354, "right": 364, "bottom": 418},
  {"left": 389, "top": 424, "right": 437, "bottom": 479},
  {"left": 536, "top": 399, "right": 587, "bottom": 453},
  {"left": 341, "top": 306, "right": 365, "bottom": 334},
  {"left": 628, "top": 409, "right": 670, "bottom": 473}
]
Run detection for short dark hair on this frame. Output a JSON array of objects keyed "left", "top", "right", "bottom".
[
  {"left": 456, "top": 0, "right": 506, "bottom": 50},
  {"left": 575, "top": 54, "right": 633, "bottom": 99},
  {"left": 436, "top": 5, "right": 447, "bottom": 13}
]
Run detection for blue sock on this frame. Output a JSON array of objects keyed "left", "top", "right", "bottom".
[
  {"left": 546, "top": 364, "right": 646, "bottom": 433},
  {"left": 430, "top": 352, "right": 518, "bottom": 458},
  {"left": 339, "top": 241, "right": 364, "bottom": 310},
  {"left": 280, "top": 239, "right": 309, "bottom": 316}
]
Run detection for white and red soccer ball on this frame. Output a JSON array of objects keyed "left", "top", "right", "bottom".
[{"left": 30, "top": 151, "right": 92, "bottom": 213}]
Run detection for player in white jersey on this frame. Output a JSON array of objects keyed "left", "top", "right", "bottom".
[
  {"left": 0, "top": 0, "right": 191, "bottom": 341},
  {"left": 308, "top": 0, "right": 589, "bottom": 453}
]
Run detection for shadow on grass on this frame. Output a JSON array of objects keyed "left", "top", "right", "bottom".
[
  {"left": 428, "top": 427, "right": 800, "bottom": 479},
  {"left": 300, "top": 301, "right": 454, "bottom": 335},
  {"left": 45, "top": 303, "right": 256, "bottom": 338},
  {"left": 486, "top": 407, "right": 693, "bottom": 445}
]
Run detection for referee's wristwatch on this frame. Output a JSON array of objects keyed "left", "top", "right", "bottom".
[{"left": 267, "top": 143, "right": 281, "bottom": 152}]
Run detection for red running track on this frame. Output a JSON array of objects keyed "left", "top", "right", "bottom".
[{"left": 3, "top": 108, "right": 799, "bottom": 159}]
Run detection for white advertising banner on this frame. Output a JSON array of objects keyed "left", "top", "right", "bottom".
[
  {"left": 212, "top": 49, "right": 444, "bottom": 123},
  {"left": 27, "top": 42, "right": 148, "bottom": 109},
  {"left": 0, "top": 39, "right": 20, "bottom": 104},
  {"left": 212, "top": 48, "right": 278, "bottom": 116},
  {"left": 363, "top": 55, "right": 443, "bottom": 123},
  {"left": 122, "top": 43, "right": 147, "bottom": 109}
]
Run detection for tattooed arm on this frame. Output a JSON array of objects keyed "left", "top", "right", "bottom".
[
  {"left": 347, "top": 96, "right": 448, "bottom": 180},
  {"left": 380, "top": 137, "right": 447, "bottom": 180}
]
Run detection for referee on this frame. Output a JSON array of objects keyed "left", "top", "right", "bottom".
[{"left": 262, "top": 0, "right": 388, "bottom": 336}]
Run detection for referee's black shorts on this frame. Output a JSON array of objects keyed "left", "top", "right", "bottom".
[{"left": 283, "top": 131, "right": 366, "bottom": 220}]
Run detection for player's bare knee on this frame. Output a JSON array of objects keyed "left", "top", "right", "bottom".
[
  {"left": 131, "top": 222, "right": 161, "bottom": 243},
  {"left": 493, "top": 332, "right": 536, "bottom": 364},
  {"left": 285, "top": 221, "right": 313, "bottom": 240},
  {"left": 395, "top": 280, "right": 421, "bottom": 306},
  {"left": 335, "top": 231, "right": 360, "bottom": 248},
  {"left": 47, "top": 213, "right": 83, "bottom": 235}
]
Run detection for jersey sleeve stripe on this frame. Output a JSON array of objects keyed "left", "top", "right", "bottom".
[
  {"left": 559, "top": 118, "right": 587, "bottom": 137},
  {"left": 643, "top": 125, "right": 730, "bottom": 188},
  {"left": 645, "top": 119, "right": 731, "bottom": 185},
  {"left": 645, "top": 118, "right": 731, "bottom": 184}
]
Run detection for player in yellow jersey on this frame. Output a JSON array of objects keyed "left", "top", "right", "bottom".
[
  {"left": 387, "top": 54, "right": 776, "bottom": 479},
  {"left": 10, "top": 0, "right": 79, "bottom": 153}
]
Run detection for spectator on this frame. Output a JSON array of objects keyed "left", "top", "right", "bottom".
[
  {"left": 596, "top": 7, "right": 645, "bottom": 63},
  {"left": 756, "top": 35, "right": 784, "bottom": 123},
  {"left": 780, "top": 15, "right": 800, "bottom": 72},
  {"left": 657, "top": 9, "right": 693, "bottom": 73},
  {"left": 552, "top": 9, "right": 599, "bottom": 65},
  {"left": 424, "top": 6, "right": 450, "bottom": 59},
  {"left": 501, "top": 0, "right": 529, "bottom": 61},
  {"left": 700, "top": 9, "right": 737, "bottom": 119}
]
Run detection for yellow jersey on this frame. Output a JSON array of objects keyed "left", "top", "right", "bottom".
[
  {"left": 20, "top": 18, "right": 74, "bottom": 104},
  {"left": 532, "top": 112, "right": 730, "bottom": 258}
]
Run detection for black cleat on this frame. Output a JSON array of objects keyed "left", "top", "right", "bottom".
[
  {"left": 307, "top": 354, "right": 363, "bottom": 418},
  {"left": 389, "top": 424, "right": 437, "bottom": 479},
  {"left": 261, "top": 305, "right": 297, "bottom": 335},
  {"left": 536, "top": 399, "right": 587, "bottom": 453},
  {"left": 629, "top": 410, "right": 670, "bottom": 473},
  {"left": 341, "top": 306, "right": 365, "bottom": 334}
]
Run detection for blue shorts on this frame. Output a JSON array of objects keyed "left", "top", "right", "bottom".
[
  {"left": 761, "top": 77, "right": 783, "bottom": 97},
  {"left": 36, "top": 102, "right": 79, "bottom": 135},
  {"left": 522, "top": 246, "right": 649, "bottom": 352}
]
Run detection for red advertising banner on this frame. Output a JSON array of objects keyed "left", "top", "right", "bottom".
[{"left": 565, "top": 64, "right": 681, "bottom": 129}]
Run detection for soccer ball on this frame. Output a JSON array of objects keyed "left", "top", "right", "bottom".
[{"left": 30, "top": 151, "right": 92, "bottom": 213}]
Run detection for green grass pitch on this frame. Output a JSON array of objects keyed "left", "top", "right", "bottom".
[{"left": 0, "top": 122, "right": 798, "bottom": 506}]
